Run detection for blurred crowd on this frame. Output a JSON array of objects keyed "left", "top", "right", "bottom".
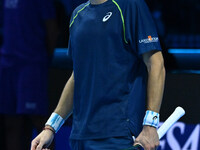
[{"left": 0, "top": 0, "right": 86, "bottom": 150}]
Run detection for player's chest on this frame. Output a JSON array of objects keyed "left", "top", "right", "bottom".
[{"left": 71, "top": 6, "right": 123, "bottom": 42}]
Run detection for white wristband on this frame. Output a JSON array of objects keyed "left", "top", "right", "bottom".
[
  {"left": 45, "top": 112, "right": 65, "bottom": 133},
  {"left": 143, "top": 110, "right": 160, "bottom": 128}
]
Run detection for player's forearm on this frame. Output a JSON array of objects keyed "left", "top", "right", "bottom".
[
  {"left": 54, "top": 72, "right": 74, "bottom": 119},
  {"left": 136, "top": 51, "right": 165, "bottom": 150},
  {"left": 146, "top": 53, "right": 165, "bottom": 113}
]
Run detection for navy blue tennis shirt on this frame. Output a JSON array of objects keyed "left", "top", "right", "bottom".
[{"left": 69, "top": 0, "right": 161, "bottom": 139}]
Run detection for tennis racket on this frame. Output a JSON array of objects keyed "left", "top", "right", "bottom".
[{"left": 124, "top": 106, "right": 185, "bottom": 150}]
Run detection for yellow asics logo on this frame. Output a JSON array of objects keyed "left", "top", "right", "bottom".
[{"left": 103, "top": 12, "right": 112, "bottom": 22}]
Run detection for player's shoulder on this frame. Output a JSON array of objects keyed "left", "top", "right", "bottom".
[
  {"left": 118, "top": 0, "right": 146, "bottom": 8},
  {"left": 69, "top": 1, "right": 90, "bottom": 28},
  {"left": 72, "top": 1, "right": 90, "bottom": 16},
  {"left": 126, "top": 0, "right": 146, "bottom": 4},
  {"left": 113, "top": 0, "right": 140, "bottom": 10}
]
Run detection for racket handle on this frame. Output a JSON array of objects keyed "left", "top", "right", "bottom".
[{"left": 157, "top": 106, "right": 185, "bottom": 139}]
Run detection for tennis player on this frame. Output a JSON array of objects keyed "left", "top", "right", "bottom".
[{"left": 31, "top": 0, "right": 165, "bottom": 149}]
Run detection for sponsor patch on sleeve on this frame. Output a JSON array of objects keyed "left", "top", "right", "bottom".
[{"left": 139, "top": 35, "right": 159, "bottom": 44}]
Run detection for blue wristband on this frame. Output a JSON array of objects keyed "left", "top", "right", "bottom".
[
  {"left": 45, "top": 112, "right": 65, "bottom": 133},
  {"left": 143, "top": 110, "right": 160, "bottom": 128}
]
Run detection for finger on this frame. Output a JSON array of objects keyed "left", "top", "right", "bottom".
[
  {"left": 31, "top": 140, "right": 39, "bottom": 150},
  {"left": 155, "top": 141, "right": 160, "bottom": 147},
  {"left": 143, "top": 144, "right": 154, "bottom": 150},
  {"left": 133, "top": 143, "right": 143, "bottom": 147},
  {"left": 36, "top": 142, "right": 44, "bottom": 150},
  {"left": 147, "top": 142, "right": 158, "bottom": 150},
  {"left": 133, "top": 141, "right": 144, "bottom": 150},
  {"left": 133, "top": 144, "right": 144, "bottom": 150}
]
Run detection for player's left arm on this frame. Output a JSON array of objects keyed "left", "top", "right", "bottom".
[
  {"left": 143, "top": 50, "right": 165, "bottom": 113},
  {"left": 134, "top": 50, "right": 166, "bottom": 150}
]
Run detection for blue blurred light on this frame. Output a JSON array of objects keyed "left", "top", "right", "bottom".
[
  {"left": 171, "top": 70, "right": 200, "bottom": 74},
  {"left": 168, "top": 49, "right": 200, "bottom": 54},
  {"left": 54, "top": 48, "right": 69, "bottom": 56},
  {"left": 55, "top": 48, "right": 68, "bottom": 53}
]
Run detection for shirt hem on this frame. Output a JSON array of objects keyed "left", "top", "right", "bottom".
[{"left": 69, "top": 130, "right": 130, "bottom": 140}]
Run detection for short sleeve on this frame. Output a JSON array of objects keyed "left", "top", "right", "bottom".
[
  {"left": 39, "top": 0, "right": 56, "bottom": 20},
  {"left": 125, "top": 0, "right": 162, "bottom": 55}
]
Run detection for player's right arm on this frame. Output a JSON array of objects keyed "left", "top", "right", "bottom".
[{"left": 31, "top": 72, "right": 75, "bottom": 150}]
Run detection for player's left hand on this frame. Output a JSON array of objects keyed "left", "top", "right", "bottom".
[{"left": 133, "top": 125, "right": 159, "bottom": 150}]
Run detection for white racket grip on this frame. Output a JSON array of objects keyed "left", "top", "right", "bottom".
[{"left": 157, "top": 106, "right": 185, "bottom": 139}]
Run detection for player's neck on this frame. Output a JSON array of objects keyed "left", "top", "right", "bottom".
[{"left": 89, "top": 0, "right": 108, "bottom": 5}]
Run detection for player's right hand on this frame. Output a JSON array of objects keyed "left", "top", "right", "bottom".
[
  {"left": 133, "top": 125, "right": 159, "bottom": 150},
  {"left": 31, "top": 129, "right": 54, "bottom": 150}
]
